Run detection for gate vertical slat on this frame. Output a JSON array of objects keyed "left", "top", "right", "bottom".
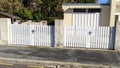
[
  {"left": 104, "top": 27, "right": 106, "bottom": 49},
  {"left": 98, "top": 27, "right": 101, "bottom": 49},
  {"left": 81, "top": 14, "right": 83, "bottom": 26},
  {"left": 47, "top": 26, "right": 48, "bottom": 46},
  {"left": 34, "top": 25, "right": 36, "bottom": 46},
  {"left": 48, "top": 26, "right": 50, "bottom": 46},
  {"left": 94, "top": 14, "right": 97, "bottom": 26},
  {"left": 107, "top": 27, "right": 110, "bottom": 49},
  {"left": 104, "top": 27, "right": 107, "bottom": 49},
  {"left": 42, "top": 26, "right": 44, "bottom": 46},
  {"left": 43, "top": 26, "right": 45, "bottom": 46},
  {"left": 39, "top": 26, "right": 41, "bottom": 46},
  {"left": 38, "top": 25, "right": 40, "bottom": 46},
  {"left": 14, "top": 25, "right": 16, "bottom": 44},
  {"left": 99, "top": 27, "right": 101, "bottom": 49},
  {"left": 45, "top": 27, "right": 48, "bottom": 46},
  {"left": 100, "top": 27, "right": 102, "bottom": 49},
  {"left": 101, "top": 27, "right": 103, "bottom": 49},
  {"left": 45, "top": 26, "right": 47, "bottom": 46}
]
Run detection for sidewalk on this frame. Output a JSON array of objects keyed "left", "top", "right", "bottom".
[{"left": 0, "top": 45, "right": 119, "bottom": 67}]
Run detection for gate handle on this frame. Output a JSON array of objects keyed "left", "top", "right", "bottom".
[
  {"left": 88, "top": 31, "right": 92, "bottom": 35},
  {"left": 31, "top": 30, "right": 35, "bottom": 33}
]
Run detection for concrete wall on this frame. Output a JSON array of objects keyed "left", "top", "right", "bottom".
[
  {"left": 113, "top": 1, "right": 120, "bottom": 50},
  {"left": 63, "top": 9, "right": 73, "bottom": 26},
  {"left": 100, "top": 6, "right": 110, "bottom": 26},
  {"left": 116, "top": 3, "right": 120, "bottom": 12},
  {"left": 114, "top": 1, "right": 120, "bottom": 50},
  {"left": 115, "top": 21, "right": 120, "bottom": 50},
  {"left": 110, "top": 0, "right": 116, "bottom": 26},
  {"left": 116, "top": 0, "right": 120, "bottom": 12},
  {"left": 55, "top": 20, "right": 64, "bottom": 48},
  {"left": 0, "top": 18, "right": 11, "bottom": 45}
]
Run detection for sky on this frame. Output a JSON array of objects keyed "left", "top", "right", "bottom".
[{"left": 97, "top": 0, "right": 109, "bottom": 4}]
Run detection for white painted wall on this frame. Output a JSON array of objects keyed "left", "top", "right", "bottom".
[{"left": 116, "top": 0, "right": 120, "bottom": 2}]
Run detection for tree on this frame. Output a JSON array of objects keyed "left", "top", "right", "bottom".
[
  {"left": 0, "top": 0, "right": 96, "bottom": 22},
  {"left": 13, "top": 0, "right": 23, "bottom": 11},
  {"left": 0, "top": 0, "right": 13, "bottom": 13},
  {"left": 14, "top": 8, "right": 33, "bottom": 20}
]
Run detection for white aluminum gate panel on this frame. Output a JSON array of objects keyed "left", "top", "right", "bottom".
[
  {"left": 64, "top": 26, "right": 113, "bottom": 49},
  {"left": 89, "top": 27, "right": 110, "bottom": 49},
  {"left": 34, "top": 25, "right": 54, "bottom": 47},
  {"left": 73, "top": 13, "right": 101, "bottom": 26},
  {"left": 64, "top": 26, "right": 87, "bottom": 48},
  {"left": 9, "top": 24, "right": 32, "bottom": 45},
  {"left": 9, "top": 24, "right": 55, "bottom": 47}
]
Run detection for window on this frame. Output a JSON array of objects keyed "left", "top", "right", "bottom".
[
  {"left": 73, "top": 8, "right": 101, "bottom": 13},
  {"left": 73, "top": 9, "right": 86, "bottom": 13},
  {"left": 88, "top": 9, "right": 101, "bottom": 13}
]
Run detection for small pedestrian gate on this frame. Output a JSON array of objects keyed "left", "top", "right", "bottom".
[
  {"left": 64, "top": 26, "right": 115, "bottom": 49},
  {"left": 9, "top": 24, "right": 55, "bottom": 47}
]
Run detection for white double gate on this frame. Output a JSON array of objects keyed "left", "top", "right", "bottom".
[
  {"left": 9, "top": 24, "right": 55, "bottom": 47},
  {"left": 64, "top": 26, "right": 115, "bottom": 49},
  {"left": 9, "top": 24, "right": 115, "bottom": 49}
]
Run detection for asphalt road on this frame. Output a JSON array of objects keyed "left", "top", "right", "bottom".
[{"left": 0, "top": 45, "right": 119, "bottom": 67}]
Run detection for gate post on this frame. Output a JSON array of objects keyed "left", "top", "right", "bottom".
[
  {"left": 115, "top": 21, "right": 120, "bottom": 50},
  {"left": 0, "top": 18, "right": 11, "bottom": 45},
  {"left": 55, "top": 20, "right": 64, "bottom": 48}
]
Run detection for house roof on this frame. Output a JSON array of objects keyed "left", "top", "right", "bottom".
[
  {"left": 63, "top": 3, "right": 101, "bottom": 6},
  {"left": 0, "top": 12, "right": 21, "bottom": 19},
  {"left": 62, "top": 3, "right": 110, "bottom": 11}
]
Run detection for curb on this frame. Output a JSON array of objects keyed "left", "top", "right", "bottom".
[
  {"left": 0, "top": 45, "right": 115, "bottom": 52},
  {"left": 0, "top": 57, "right": 111, "bottom": 68}
]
